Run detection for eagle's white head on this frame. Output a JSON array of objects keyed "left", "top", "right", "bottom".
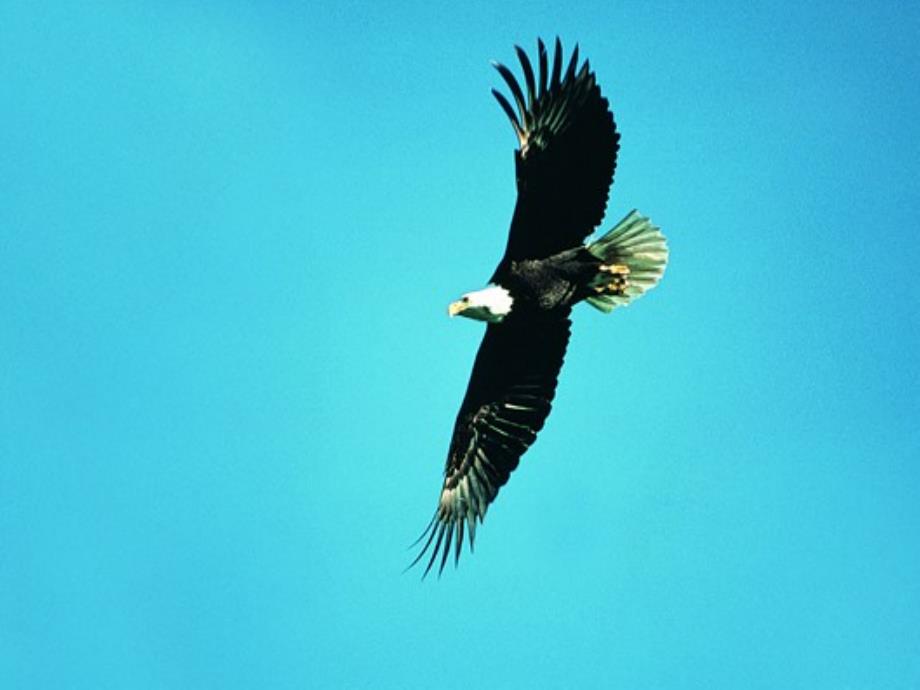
[{"left": 448, "top": 284, "right": 513, "bottom": 323}]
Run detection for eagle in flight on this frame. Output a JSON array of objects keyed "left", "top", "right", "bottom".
[{"left": 412, "top": 39, "right": 668, "bottom": 576}]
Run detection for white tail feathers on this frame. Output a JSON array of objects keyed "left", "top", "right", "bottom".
[{"left": 585, "top": 210, "right": 669, "bottom": 313}]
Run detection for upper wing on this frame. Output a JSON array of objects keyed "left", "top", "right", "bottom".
[
  {"left": 490, "top": 38, "right": 620, "bottom": 275},
  {"left": 411, "top": 314, "right": 571, "bottom": 576}
]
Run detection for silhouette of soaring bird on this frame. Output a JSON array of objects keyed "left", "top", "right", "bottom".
[{"left": 411, "top": 39, "right": 668, "bottom": 576}]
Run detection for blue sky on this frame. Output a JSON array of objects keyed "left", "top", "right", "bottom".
[{"left": 2, "top": 1, "right": 919, "bottom": 688}]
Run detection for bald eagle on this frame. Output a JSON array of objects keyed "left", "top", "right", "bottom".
[{"left": 412, "top": 39, "right": 668, "bottom": 576}]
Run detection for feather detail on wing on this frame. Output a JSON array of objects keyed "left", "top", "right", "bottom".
[
  {"left": 410, "top": 315, "right": 571, "bottom": 577},
  {"left": 490, "top": 38, "right": 620, "bottom": 274}
]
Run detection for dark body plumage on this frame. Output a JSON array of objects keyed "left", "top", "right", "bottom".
[
  {"left": 411, "top": 39, "right": 662, "bottom": 577},
  {"left": 502, "top": 250, "right": 600, "bottom": 312}
]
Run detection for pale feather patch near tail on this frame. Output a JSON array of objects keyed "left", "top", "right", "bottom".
[{"left": 585, "top": 210, "right": 668, "bottom": 313}]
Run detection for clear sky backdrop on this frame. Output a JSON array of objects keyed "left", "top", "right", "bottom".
[{"left": 3, "top": 2, "right": 919, "bottom": 688}]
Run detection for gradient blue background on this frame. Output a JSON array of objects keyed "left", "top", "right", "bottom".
[{"left": 3, "top": 2, "right": 919, "bottom": 688}]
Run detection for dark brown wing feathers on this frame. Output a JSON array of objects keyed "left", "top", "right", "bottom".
[
  {"left": 492, "top": 38, "right": 619, "bottom": 272},
  {"left": 411, "top": 316, "right": 571, "bottom": 577}
]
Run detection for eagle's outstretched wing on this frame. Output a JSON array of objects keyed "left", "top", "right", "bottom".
[
  {"left": 490, "top": 38, "right": 619, "bottom": 278},
  {"left": 410, "top": 315, "right": 571, "bottom": 577}
]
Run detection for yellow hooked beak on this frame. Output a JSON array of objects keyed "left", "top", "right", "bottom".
[{"left": 448, "top": 300, "right": 467, "bottom": 317}]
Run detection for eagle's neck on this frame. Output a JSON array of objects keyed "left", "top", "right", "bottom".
[
  {"left": 462, "top": 284, "right": 514, "bottom": 322},
  {"left": 480, "top": 284, "right": 514, "bottom": 315}
]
